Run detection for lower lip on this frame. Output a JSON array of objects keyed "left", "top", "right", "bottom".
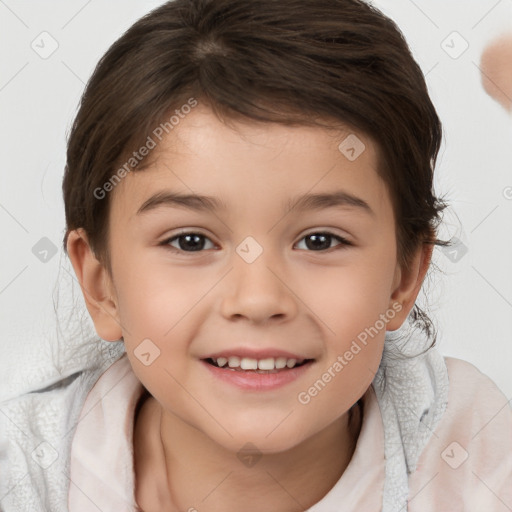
[{"left": 200, "top": 359, "right": 315, "bottom": 391}]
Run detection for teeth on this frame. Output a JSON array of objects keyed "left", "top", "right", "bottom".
[
  {"left": 258, "top": 358, "right": 274, "bottom": 370},
  {"left": 240, "top": 358, "right": 258, "bottom": 370},
  {"left": 217, "top": 357, "right": 228, "bottom": 367},
  {"left": 228, "top": 356, "right": 240, "bottom": 368},
  {"left": 212, "top": 356, "right": 305, "bottom": 370},
  {"left": 275, "top": 357, "right": 287, "bottom": 369}
]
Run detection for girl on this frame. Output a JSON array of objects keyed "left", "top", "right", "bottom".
[{"left": 1, "top": 1, "right": 511, "bottom": 511}]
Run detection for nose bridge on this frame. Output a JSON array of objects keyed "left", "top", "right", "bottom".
[{"left": 220, "top": 235, "right": 297, "bottom": 323}]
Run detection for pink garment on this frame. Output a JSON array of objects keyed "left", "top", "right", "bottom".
[
  {"left": 67, "top": 353, "right": 144, "bottom": 511},
  {"left": 68, "top": 354, "right": 512, "bottom": 511},
  {"left": 408, "top": 358, "right": 512, "bottom": 511}
]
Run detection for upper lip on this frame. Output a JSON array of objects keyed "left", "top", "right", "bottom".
[{"left": 202, "top": 348, "right": 314, "bottom": 361}]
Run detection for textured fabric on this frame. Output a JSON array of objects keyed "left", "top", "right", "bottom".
[
  {"left": 0, "top": 342, "right": 124, "bottom": 512},
  {"left": 372, "top": 320, "right": 450, "bottom": 511}
]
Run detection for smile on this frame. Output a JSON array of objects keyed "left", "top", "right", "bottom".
[
  {"left": 201, "top": 357, "right": 316, "bottom": 391},
  {"left": 204, "top": 356, "right": 312, "bottom": 373}
]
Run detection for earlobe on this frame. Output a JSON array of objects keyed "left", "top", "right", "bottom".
[
  {"left": 66, "top": 228, "right": 123, "bottom": 342},
  {"left": 386, "top": 243, "right": 434, "bottom": 331}
]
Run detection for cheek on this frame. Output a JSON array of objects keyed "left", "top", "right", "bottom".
[
  {"left": 114, "top": 259, "right": 208, "bottom": 335},
  {"left": 296, "top": 293, "right": 387, "bottom": 427},
  {"left": 300, "top": 258, "right": 395, "bottom": 335},
  {"left": 297, "top": 255, "right": 393, "bottom": 401},
  {"left": 113, "top": 269, "right": 196, "bottom": 391}
]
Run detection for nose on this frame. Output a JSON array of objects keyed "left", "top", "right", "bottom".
[{"left": 219, "top": 246, "right": 298, "bottom": 325}]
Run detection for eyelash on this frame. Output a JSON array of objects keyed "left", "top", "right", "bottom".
[{"left": 159, "top": 231, "right": 353, "bottom": 254}]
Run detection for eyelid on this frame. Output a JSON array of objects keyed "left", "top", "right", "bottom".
[
  {"left": 299, "top": 228, "right": 353, "bottom": 243},
  {"left": 159, "top": 227, "right": 214, "bottom": 241}
]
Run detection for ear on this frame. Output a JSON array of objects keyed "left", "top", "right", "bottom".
[
  {"left": 66, "top": 228, "right": 123, "bottom": 342},
  {"left": 386, "top": 243, "right": 434, "bottom": 331}
]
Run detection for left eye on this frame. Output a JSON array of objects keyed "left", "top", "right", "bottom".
[
  {"left": 161, "top": 231, "right": 351, "bottom": 253},
  {"left": 295, "top": 232, "right": 351, "bottom": 251}
]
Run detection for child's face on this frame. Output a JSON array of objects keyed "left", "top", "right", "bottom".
[{"left": 100, "top": 104, "right": 410, "bottom": 452}]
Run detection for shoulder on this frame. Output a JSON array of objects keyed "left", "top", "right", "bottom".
[
  {"left": 443, "top": 355, "right": 510, "bottom": 414},
  {"left": 0, "top": 355, "right": 122, "bottom": 511},
  {"left": 408, "top": 356, "right": 512, "bottom": 511},
  {"left": 441, "top": 356, "right": 512, "bottom": 441},
  {"left": 441, "top": 356, "right": 512, "bottom": 455}
]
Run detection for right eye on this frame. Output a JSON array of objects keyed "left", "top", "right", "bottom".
[{"left": 160, "top": 232, "right": 216, "bottom": 253}]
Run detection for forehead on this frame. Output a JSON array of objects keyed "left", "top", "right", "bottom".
[{"left": 110, "top": 104, "right": 391, "bottom": 223}]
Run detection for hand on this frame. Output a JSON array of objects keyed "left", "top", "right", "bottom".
[{"left": 480, "top": 32, "right": 512, "bottom": 113}]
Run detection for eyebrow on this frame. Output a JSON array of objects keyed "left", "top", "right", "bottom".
[
  {"left": 136, "top": 189, "right": 374, "bottom": 217},
  {"left": 286, "top": 190, "right": 374, "bottom": 217}
]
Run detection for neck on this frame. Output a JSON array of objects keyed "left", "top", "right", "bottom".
[{"left": 149, "top": 399, "right": 362, "bottom": 512}]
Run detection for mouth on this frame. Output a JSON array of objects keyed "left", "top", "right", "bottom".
[{"left": 202, "top": 356, "right": 315, "bottom": 374}]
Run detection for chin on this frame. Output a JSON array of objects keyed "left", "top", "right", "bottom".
[
  {"left": 229, "top": 436, "right": 302, "bottom": 459},
  {"left": 207, "top": 423, "right": 308, "bottom": 456}
]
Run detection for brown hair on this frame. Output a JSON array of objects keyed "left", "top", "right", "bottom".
[{"left": 62, "top": 0, "right": 449, "bottom": 346}]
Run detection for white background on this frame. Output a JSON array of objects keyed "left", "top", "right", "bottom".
[{"left": 1, "top": 0, "right": 511, "bottom": 399}]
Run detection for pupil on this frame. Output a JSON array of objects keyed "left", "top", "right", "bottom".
[
  {"left": 180, "top": 234, "right": 204, "bottom": 251},
  {"left": 306, "top": 234, "right": 330, "bottom": 251}
]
